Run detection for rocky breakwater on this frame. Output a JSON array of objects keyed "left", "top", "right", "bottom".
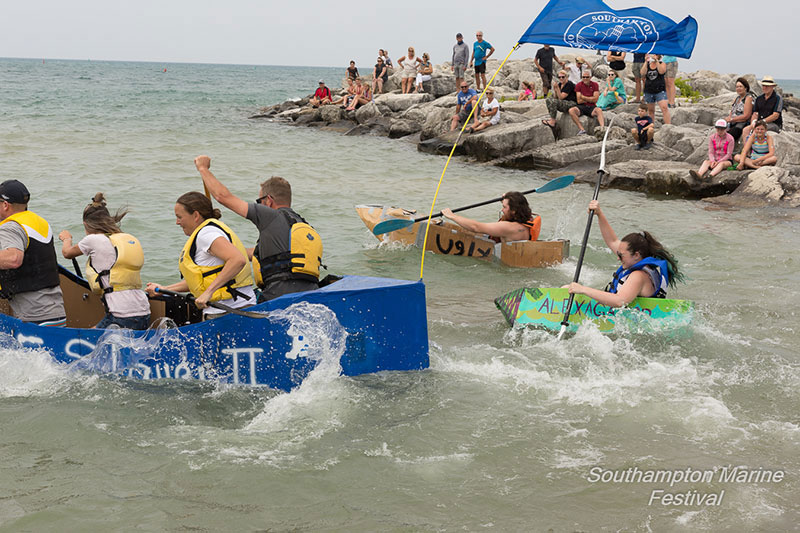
[{"left": 252, "top": 57, "right": 800, "bottom": 207}]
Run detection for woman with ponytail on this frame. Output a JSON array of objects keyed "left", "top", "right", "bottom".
[
  {"left": 59, "top": 193, "right": 151, "bottom": 329},
  {"left": 564, "top": 200, "right": 684, "bottom": 307},
  {"left": 145, "top": 192, "right": 255, "bottom": 319}
]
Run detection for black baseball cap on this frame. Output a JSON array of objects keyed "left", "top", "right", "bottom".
[{"left": 0, "top": 180, "right": 30, "bottom": 204}]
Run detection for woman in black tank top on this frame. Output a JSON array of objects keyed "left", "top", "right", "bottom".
[{"left": 641, "top": 55, "right": 671, "bottom": 124}]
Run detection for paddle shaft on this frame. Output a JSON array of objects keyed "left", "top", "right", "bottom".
[{"left": 154, "top": 287, "right": 267, "bottom": 319}]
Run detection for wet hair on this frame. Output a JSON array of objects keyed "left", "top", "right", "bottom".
[
  {"left": 501, "top": 191, "right": 532, "bottom": 224},
  {"left": 735, "top": 77, "right": 750, "bottom": 92},
  {"left": 176, "top": 191, "right": 221, "bottom": 220},
  {"left": 82, "top": 192, "right": 127, "bottom": 234},
  {"left": 259, "top": 176, "right": 292, "bottom": 206},
  {"left": 621, "top": 231, "right": 684, "bottom": 288},
  {"left": 754, "top": 119, "right": 767, "bottom": 130}
]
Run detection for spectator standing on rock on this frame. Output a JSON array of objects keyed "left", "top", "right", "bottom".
[
  {"left": 691, "top": 119, "right": 735, "bottom": 180},
  {"left": 662, "top": 55, "right": 678, "bottom": 108},
  {"left": 309, "top": 80, "right": 332, "bottom": 107},
  {"left": 567, "top": 56, "right": 586, "bottom": 85},
  {"left": 631, "top": 103, "right": 654, "bottom": 150},
  {"left": 372, "top": 57, "right": 388, "bottom": 95},
  {"left": 541, "top": 69, "right": 577, "bottom": 133},
  {"left": 470, "top": 31, "right": 495, "bottom": 92},
  {"left": 450, "top": 82, "right": 478, "bottom": 131},
  {"left": 631, "top": 52, "right": 646, "bottom": 102},
  {"left": 735, "top": 120, "right": 777, "bottom": 169},
  {"left": 380, "top": 50, "right": 393, "bottom": 69},
  {"left": 397, "top": 47, "right": 422, "bottom": 94},
  {"left": 452, "top": 33, "right": 470, "bottom": 91},
  {"left": 568, "top": 70, "right": 604, "bottom": 136},
  {"left": 724, "top": 77, "right": 755, "bottom": 142},
  {"left": 535, "top": 44, "right": 565, "bottom": 98},
  {"left": 415, "top": 53, "right": 433, "bottom": 93},
  {"left": 642, "top": 54, "right": 671, "bottom": 124},
  {"left": 345, "top": 61, "right": 359, "bottom": 81},
  {"left": 742, "top": 76, "right": 783, "bottom": 138},
  {"left": 607, "top": 50, "right": 626, "bottom": 73},
  {"left": 468, "top": 88, "right": 500, "bottom": 133}
]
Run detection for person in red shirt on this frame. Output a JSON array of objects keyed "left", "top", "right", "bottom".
[
  {"left": 568, "top": 70, "right": 605, "bottom": 135},
  {"left": 309, "top": 80, "right": 332, "bottom": 108}
]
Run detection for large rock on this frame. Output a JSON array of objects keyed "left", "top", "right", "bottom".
[
  {"left": 492, "top": 137, "right": 626, "bottom": 170},
  {"left": 774, "top": 131, "right": 800, "bottom": 166},
  {"left": 501, "top": 100, "right": 547, "bottom": 115},
  {"left": 654, "top": 124, "right": 707, "bottom": 158},
  {"left": 704, "top": 167, "right": 800, "bottom": 207},
  {"left": 417, "top": 131, "right": 466, "bottom": 156},
  {"left": 670, "top": 106, "right": 725, "bottom": 127},
  {"left": 460, "top": 122, "right": 555, "bottom": 161},
  {"left": 603, "top": 142, "right": 686, "bottom": 166},
  {"left": 319, "top": 105, "right": 345, "bottom": 123},
  {"left": 388, "top": 119, "right": 423, "bottom": 139},
  {"left": 422, "top": 75, "right": 457, "bottom": 97},
  {"left": 420, "top": 107, "right": 458, "bottom": 141},
  {"left": 355, "top": 101, "right": 381, "bottom": 124},
  {"left": 555, "top": 113, "right": 601, "bottom": 138},
  {"left": 374, "top": 93, "right": 435, "bottom": 113}
]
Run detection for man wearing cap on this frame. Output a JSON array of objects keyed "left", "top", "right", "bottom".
[
  {"left": 309, "top": 80, "right": 332, "bottom": 108},
  {"left": 742, "top": 76, "right": 783, "bottom": 139},
  {"left": 0, "top": 180, "right": 66, "bottom": 325},
  {"left": 535, "top": 44, "right": 565, "bottom": 98},
  {"left": 452, "top": 33, "right": 469, "bottom": 91}
]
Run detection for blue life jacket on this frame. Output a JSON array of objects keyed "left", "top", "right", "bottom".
[{"left": 606, "top": 257, "right": 669, "bottom": 298}]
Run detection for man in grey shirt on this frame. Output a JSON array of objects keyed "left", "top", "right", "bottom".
[
  {"left": 194, "top": 156, "right": 321, "bottom": 303},
  {"left": 451, "top": 33, "right": 469, "bottom": 91},
  {"left": 0, "top": 180, "right": 65, "bottom": 325}
]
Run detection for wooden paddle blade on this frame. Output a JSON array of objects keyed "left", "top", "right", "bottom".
[
  {"left": 535, "top": 174, "right": 574, "bottom": 194},
  {"left": 373, "top": 218, "right": 415, "bottom": 236}
]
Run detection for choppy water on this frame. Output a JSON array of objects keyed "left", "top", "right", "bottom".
[{"left": 0, "top": 58, "right": 798, "bottom": 531}]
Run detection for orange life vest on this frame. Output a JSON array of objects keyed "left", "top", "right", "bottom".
[{"left": 523, "top": 215, "right": 541, "bottom": 241}]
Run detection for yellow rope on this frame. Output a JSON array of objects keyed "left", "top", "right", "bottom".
[{"left": 418, "top": 43, "right": 520, "bottom": 280}]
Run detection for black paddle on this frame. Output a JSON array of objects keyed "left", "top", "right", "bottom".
[
  {"left": 371, "top": 174, "right": 575, "bottom": 236},
  {"left": 154, "top": 287, "right": 268, "bottom": 319},
  {"left": 558, "top": 120, "right": 614, "bottom": 339}
]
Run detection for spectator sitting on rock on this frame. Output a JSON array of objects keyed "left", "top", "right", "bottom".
[
  {"left": 309, "top": 80, "right": 332, "bottom": 108},
  {"left": 642, "top": 54, "right": 671, "bottom": 124},
  {"left": 631, "top": 103, "right": 654, "bottom": 150},
  {"left": 541, "top": 69, "right": 577, "bottom": 133},
  {"left": 450, "top": 82, "right": 478, "bottom": 132},
  {"left": 597, "top": 70, "right": 626, "bottom": 110},
  {"left": 415, "top": 53, "right": 433, "bottom": 93},
  {"left": 607, "top": 50, "right": 626, "bottom": 73},
  {"left": 631, "top": 53, "right": 646, "bottom": 102},
  {"left": 346, "top": 61, "right": 359, "bottom": 80},
  {"left": 518, "top": 81, "right": 537, "bottom": 101},
  {"left": 735, "top": 120, "right": 777, "bottom": 170},
  {"left": 330, "top": 78, "right": 355, "bottom": 107},
  {"left": 725, "top": 77, "right": 756, "bottom": 142},
  {"left": 398, "top": 47, "right": 422, "bottom": 94},
  {"left": 742, "top": 76, "right": 783, "bottom": 139},
  {"left": 344, "top": 78, "right": 365, "bottom": 110},
  {"left": 467, "top": 88, "right": 500, "bottom": 133},
  {"left": 569, "top": 69, "right": 604, "bottom": 135},
  {"left": 347, "top": 79, "right": 372, "bottom": 111},
  {"left": 567, "top": 56, "right": 586, "bottom": 85},
  {"left": 691, "top": 119, "right": 735, "bottom": 180},
  {"left": 373, "top": 57, "right": 388, "bottom": 95},
  {"left": 534, "top": 44, "right": 565, "bottom": 97}
]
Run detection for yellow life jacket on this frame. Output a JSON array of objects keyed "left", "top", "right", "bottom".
[
  {"left": 85, "top": 233, "right": 144, "bottom": 295},
  {"left": 252, "top": 210, "right": 323, "bottom": 288},
  {"left": 178, "top": 218, "right": 253, "bottom": 302},
  {"left": 0, "top": 210, "right": 60, "bottom": 298}
]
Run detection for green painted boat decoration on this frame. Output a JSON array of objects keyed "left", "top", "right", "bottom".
[{"left": 495, "top": 287, "right": 694, "bottom": 333}]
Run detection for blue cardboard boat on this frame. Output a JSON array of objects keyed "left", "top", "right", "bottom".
[{"left": 0, "top": 267, "right": 429, "bottom": 391}]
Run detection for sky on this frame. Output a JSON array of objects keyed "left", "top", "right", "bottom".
[{"left": 2, "top": 0, "right": 794, "bottom": 79}]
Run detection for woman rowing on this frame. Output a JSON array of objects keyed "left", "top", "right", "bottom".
[
  {"left": 59, "top": 193, "right": 150, "bottom": 329},
  {"left": 145, "top": 192, "right": 256, "bottom": 318},
  {"left": 564, "top": 200, "right": 683, "bottom": 307},
  {"left": 441, "top": 191, "right": 541, "bottom": 242}
]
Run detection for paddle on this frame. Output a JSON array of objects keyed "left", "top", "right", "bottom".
[
  {"left": 557, "top": 120, "right": 615, "bottom": 340},
  {"left": 154, "top": 287, "right": 268, "bottom": 319},
  {"left": 372, "top": 174, "right": 575, "bottom": 236}
]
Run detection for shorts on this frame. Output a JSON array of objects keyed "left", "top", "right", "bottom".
[
  {"left": 576, "top": 104, "right": 596, "bottom": 116},
  {"left": 665, "top": 61, "right": 678, "bottom": 78},
  {"left": 457, "top": 106, "right": 474, "bottom": 123},
  {"left": 632, "top": 62, "right": 644, "bottom": 80},
  {"left": 474, "top": 62, "right": 486, "bottom": 74},
  {"left": 454, "top": 64, "right": 466, "bottom": 78},
  {"left": 644, "top": 91, "right": 667, "bottom": 103}
]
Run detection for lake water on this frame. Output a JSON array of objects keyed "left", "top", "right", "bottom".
[{"left": 0, "top": 58, "right": 798, "bottom": 531}]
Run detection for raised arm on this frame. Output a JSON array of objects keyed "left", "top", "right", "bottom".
[
  {"left": 58, "top": 230, "right": 83, "bottom": 259},
  {"left": 589, "top": 200, "right": 621, "bottom": 254},
  {"left": 194, "top": 155, "right": 249, "bottom": 218}
]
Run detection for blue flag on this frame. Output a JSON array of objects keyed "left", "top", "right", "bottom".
[{"left": 519, "top": 0, "right": 698, "bottom": 59}]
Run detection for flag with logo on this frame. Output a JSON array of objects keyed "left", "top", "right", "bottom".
[{"left": 519, "top": 0, "right": 698, "bottom": 58}]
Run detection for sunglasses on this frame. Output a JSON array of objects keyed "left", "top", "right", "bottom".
[
  {"left": 255, "top": 193, "right": 271, "bottom": 204},
  {"left": 557, "top": 75, "right": 566, "bottom": 78},
  {"left": 582, "top": 76, "right": 591, "bottom": 79}
]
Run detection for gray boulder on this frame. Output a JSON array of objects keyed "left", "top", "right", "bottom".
[
  {"left": 704, "top": 166, "right": 800, "bottom": 207},
  {"left": 355, "top": 102, "right": 381, "bottom": 124},
  {"left": 501, "top": 100, "right": 547, "bottom": 115},
  {"left": 374, "top": 93, "right": 435, "bottom": 113},
  {"left": 417, "top": 131, "right": 466, "bottom": 156},
  {"left": 654, "top": 124, "right": 707, "bottom": 158},
  {"left": 460, "top": 122, "right": 555, "bottom": 161},
  {"left": 420, "top": 107, "right": 458, "bottom": 141},
  {"left": 422, "top": 75, "right": 457, "bottom": 97},
  {"left": 389, "top": 119, "right": 423, "bottom": 139},
  {"left": 319, "top": 105, "right": 345, "bottom": 123},
  {"left": 670, "top": 106, "right": 724, "bottom": 127}
]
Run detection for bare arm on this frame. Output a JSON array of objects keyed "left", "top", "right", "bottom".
[
  {"left": 0, "top": 247, "right": 23, "bottom": 270},
  {"left": 145, "top": 279, "right": 189, "bottom": 297},
  {"left": 589, "top": 200, "right": 621, "bottom": 254},
  {"left": 566, "top": 270, "right": 650, "bottom": 307},
  {"left": 442, "top": 209, "right": 522, "bottom": 240},
  {"left": 58, "top": 230, "right": 83, "bottom": 259},
  {"left": 194, "top": 236, "right": 247, "bottom": 308},
  {"left": 194, "top": 155, "right": 249, "bottom": 218}
]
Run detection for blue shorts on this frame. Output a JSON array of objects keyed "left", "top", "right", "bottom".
[{"left": 644, "top": 91, "right": 667, "bottom": 104}]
